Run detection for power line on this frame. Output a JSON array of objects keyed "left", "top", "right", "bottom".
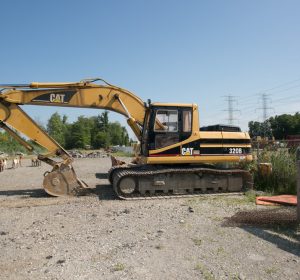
[
  {"left": 273, "top": 110, "right": 299, "bottom": 115},
  {"left": 263, "top": 78, "right": 300, "bottom": 93},
  {"left": 207, "top": 77, "right": 300, "bottom": 124},
  {"left": 268, "top": 84, "right": 300, "bottom": 96},
  {"left": 237, "top": 77, "right": 300, "bottom": 103},
  {"left": 271, "top": 93, "right": 300, "bottom": 104},
  {"left": 255, "top": 93, "right": 274, "bottom": 121},
  {"left": 223, "top": 95, "right": 240, "bottom": 125}
]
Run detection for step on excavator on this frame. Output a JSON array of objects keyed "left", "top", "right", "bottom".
[{"left": 0, "top": 78, "right": 253, "bottom": 199}]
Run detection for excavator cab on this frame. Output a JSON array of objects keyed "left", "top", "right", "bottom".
[{"left": 141, "top": 104, "right": 193, "bottom": 155}]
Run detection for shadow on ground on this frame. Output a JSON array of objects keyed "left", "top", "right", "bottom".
[
  {"left": 93, "top": 172, "right": 117, "bottom": 200},
  {"left": 222, "top": 207, "right": 300, "bottom": 257},
  {"left": 95, "top": 173, "right": 108, "bottom": 179},
  {"left": 0, "top": 188, "right": 49, "bottom": 198},
  {"left": 92, "top": 184, "right": 117, "bottom": 200},
  {"left": 0, "top": 184, "right": 117, "bottom": 201}
]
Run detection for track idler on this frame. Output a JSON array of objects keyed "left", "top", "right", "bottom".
[{"left": 43, "top": 163, "right": 88, "bottom": 196}]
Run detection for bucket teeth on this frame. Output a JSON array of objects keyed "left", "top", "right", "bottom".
[{"left": 43, "top": 164, "right": 88, "bottom": 196}]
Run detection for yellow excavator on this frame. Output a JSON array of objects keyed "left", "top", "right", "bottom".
[{"left": 0, "top": 78, "right": 253, "bottom": 199}]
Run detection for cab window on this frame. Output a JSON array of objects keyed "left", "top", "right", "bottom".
[{"left": 154, "top": 110, "right": 178, "bottom": 132}]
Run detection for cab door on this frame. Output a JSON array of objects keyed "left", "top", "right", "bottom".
[
  {"left": 147, "top": 106, "right": 193, "bottom": 151},
  {"left": 148, "top": 107, "right": 179, "bottom": 150}
]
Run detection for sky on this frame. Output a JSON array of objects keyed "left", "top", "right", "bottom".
[{"left": 1, "top": 0, "right": 300, "bottom": 138}]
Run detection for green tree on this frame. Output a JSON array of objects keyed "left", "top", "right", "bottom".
[
  {"left": 93, "top": 131, "right": 110, "bottom": 148},
  {"left": 66, "top": 116, "right": 94, "bottom": 149},
  {"left": 248, "top": 121, "right": 261, "bottom": 138},
  {"left": 248, "top": 120, "right": 272, "bottom": 138},
  {"left": 269, "top": 113, "right": 300, "bottom": 139},
  {"left": 0, "top": 131, "right": 26, "bottom": 154},
  {"left": 61, "top": 114, "right": 95, "bottom": 149},
  {"left": 249, "top": 112, "right": 300, "bottom": 139},
  {"left": 107, "top": 122, "right": 129, "bottom": 146},
  {"left": 108, "top": 122, "right": 123, "bottom": 145},
  {"left": 91, "top": 111, "right": 110, "bottom": 148},
  {"left": 121, "top": 127, "right": 129, "bottom": 146},
  {"left": 98, "top": 111, "right": 109, "bottom": 132},
  {"left": 47, "top": 112, "right": 66, "bottom": 146},
  {"left": 46, "top": 111, "right": 130, "bottom": 150}
]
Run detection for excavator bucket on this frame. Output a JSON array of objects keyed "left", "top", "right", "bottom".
[
  {"left": 110, "top": 155, "right": 126, "bottom": 167},
  {"left": 43, "top": 163, "right": 88, "bottom": 196}
]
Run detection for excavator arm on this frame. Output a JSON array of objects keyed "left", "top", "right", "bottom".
[
  {"left": 0, "top": 78, "right": 147, "bottom": 138},
  {"left": 0, "top": 78, "right": 147, "bottom": 196}
]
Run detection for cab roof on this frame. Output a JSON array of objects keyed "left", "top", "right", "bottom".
[{"left": 151, "top": 102, "right": 195, "bottom": 107}]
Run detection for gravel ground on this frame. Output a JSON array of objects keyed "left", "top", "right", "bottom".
[{"left": 0, "top": 158, "right": 299, "bottom": 280}]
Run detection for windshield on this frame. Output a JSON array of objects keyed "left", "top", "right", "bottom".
[{"left": 154, "top": 110, "right": 178, "bottom": 132}]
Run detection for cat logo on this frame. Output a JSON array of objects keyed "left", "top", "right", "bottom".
[
  {"left": 181, "top": 147, "right": 194, "bottom": 156},
  {"left": 31, "top": 90, "right": 76, "bottom": 104},
  {"left": 50, "top": 93, "right": 65, "bottom": 103}
]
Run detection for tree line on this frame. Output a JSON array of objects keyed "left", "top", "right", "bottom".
[
  {"left": 248, "top": 112, "right": 300, "bottom": 139},
  {"left": 1, "top": 111, "right": 299, "bottom": 155},
  {"left": 47, "top": 111, "right": 130, "bottom": 149},
  {"left": 0, "top": 132, "right": 44, "bottom": 155}
]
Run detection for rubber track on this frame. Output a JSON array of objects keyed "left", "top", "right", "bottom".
[{"left": 110, "top": 165, "right": 252, "bottom": 200}]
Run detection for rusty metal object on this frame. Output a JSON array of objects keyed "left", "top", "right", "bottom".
[
  {"left": 110, "top": 155, "right": 126, "bottom": 167},
  {"left": 258, "top": 163, "right": 273, "bottom": 176},
  {"left": 43, "top": 163, "right": 88, "bottom": 196},
  {"left": 256, "top": 195, "right": 297, "bottom": 206}
]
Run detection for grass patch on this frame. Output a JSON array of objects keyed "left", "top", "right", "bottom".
[
  {"left": 254, "top": 149, "right": 297, "bottom": 194},
  {"left": 111, "top": 151, "right": 134, "bottom": 157},
  {"left": 191, "top": 238, "right": 202, "bottom": 246},
  {"left": 229, "top": 274, "right": 241, "bottom": 280},
  {"left": 194, "top": 263, "right": 215, "bottom": 280},
  {"left": 244, "top": 190, "right": 257, "bottom": 203},
  {"left": 264, "top": 266, "right": 278, "bottom": 275},
  {"left": 221, "top": 195, "right": 253, "bottom": 206},
  {"left": 216, "top": 247, "right": 225, "bottom": 255},
  {"left": 112, "top": 263, "right": 125, "bottom": 272}
]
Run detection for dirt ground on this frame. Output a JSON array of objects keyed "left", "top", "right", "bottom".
[{"left": 0, "top": 158, "right": 299, "bottom": 280}]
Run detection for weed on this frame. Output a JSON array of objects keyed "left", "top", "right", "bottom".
[
  {"left": 112, "top": 263, "right": 125, "bottom": 272},
  {"left": 194, "top": 263, "right": 203, "bottom": 271},
  {"left": 206, "top": 237, "right": 217, "bottom": 243},
  {"left": 211, "top": 216, "right": 223, "bottom": 222},
  {"left": 244, "top": 190, "right": 257, "bottom": 203},
  {"left": 111, "top": 151, "right": 134, "bottom": 157},
  {"left": 218, "top": 195, "right": 253, "bottom": 207},
  {"left": 264, "top": 266, "right": 278, "bottom": 274},
  {"left": 215, "top": 228, "right": 225, "bottom": 236},
  {"left": 229, "top": 274, "right": 240, "bottom": 280},
  {"left": 216, "top": 247, "right": 225, "bottom": 255},
  {"left": 194, "top": 263, "right": 215, "bottom": 280},
  {"left": 254, "top": 149, "right": 297, "bottom": 194},
  {"left": 192, "top": 238, "right": 202, "bottom": 246}
]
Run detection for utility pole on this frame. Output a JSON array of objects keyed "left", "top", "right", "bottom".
[
  {"left": 262, "top": 93, "right": 270, "bottom": 121},
  {"left": 257, "top": 93, "right": 273, "bottom": 122},
  {"left": 256, "top": 93, "right": 274, "bottom": 137},
  {"left": 224, "top": 95, "right": 239, "bottom": 126}
]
